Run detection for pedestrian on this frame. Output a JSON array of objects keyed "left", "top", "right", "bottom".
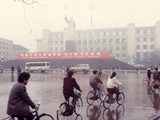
[
  {"left": 11, "top": 65, "right": 15, "bottom": 74},
  {"left": 7, "top": 72, "right": 38, "bottom": 120}
]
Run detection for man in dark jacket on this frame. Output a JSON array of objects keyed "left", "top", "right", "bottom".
[
  {"left": 63, "top": 70, "right": 82, "bottom": 102},
  {"left": 7, "top": 72, "right": 37, "bottom": 120},
  {"left": 63, "top": 70, "right": 82, "bottom": 115}
]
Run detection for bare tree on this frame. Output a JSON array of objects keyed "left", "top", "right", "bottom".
[{"left": 14, "top": 0, "right": 37, "bottom": 5}]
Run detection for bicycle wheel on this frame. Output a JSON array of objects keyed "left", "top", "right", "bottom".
[
  {"left": 86, "top": 91, "right": 95, "bottom": 105},
  {"left": 57, "top": 103, "right": 68, "bottom": 120},
  {"left": 37, "top": 113, "right": 54, "bottom": 120},
  {"left": 117, "top": 92, "right": 125, "bottom": 105},
  {"left": 142, "top": 77, "right": 148, "bottom": 84},
  {"left": 74, "top": 97, "right": 83, "bottom": 115},
  {"left": 103, "top": 94, "right": 111, "bottom": 108}
]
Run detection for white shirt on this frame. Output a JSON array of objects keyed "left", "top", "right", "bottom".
[{"left": 107, "top": 76, "right": 122, "bottom": 88}]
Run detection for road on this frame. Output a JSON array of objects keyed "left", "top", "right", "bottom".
[{"left": 0, "top": 70, "right": 159, "bottom": 120}]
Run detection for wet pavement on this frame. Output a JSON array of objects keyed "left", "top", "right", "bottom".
[{"left": 0, "top": 70, "right": 160, "bottom": 120}]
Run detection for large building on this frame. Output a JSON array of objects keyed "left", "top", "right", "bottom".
[
  {"left": 36, "top": 21, "right": 160, "bottom": 64},
  {"left": 0, "top": 38, "right": 29, "bottom": 60}
]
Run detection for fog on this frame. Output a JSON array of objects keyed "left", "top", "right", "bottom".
[{"left": 0, "top": 0, "right": 160, "bottom": 51}]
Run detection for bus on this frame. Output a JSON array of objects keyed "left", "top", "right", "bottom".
[{"left": 25, "top": 62, "right": 50, "bottom": 73}]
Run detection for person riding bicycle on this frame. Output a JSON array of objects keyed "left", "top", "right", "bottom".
[
  {"left": 7, "top": 72, "right": 38, "bottom": 120},
  {"left": 147, "top": 68, "right": 152, "bottom": 87},
  {"left": 97, "top": 67, "right": 102, "bottom": 77},
  {"left": 106, "top": 72, "right": 122, "bottom": 101},
  {"left": 153, "top": 67, "right": 160, "bottom": 89},
  {"left": 89, "top": 70, "right": 103, "bottom": 100},
  {"left": 63, "top": 70, "right": 82, "bottom": 115}
]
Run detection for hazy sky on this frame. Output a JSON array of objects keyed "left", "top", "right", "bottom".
[{"left": 0, "top": 0, "right": 160, "bottom": 52}]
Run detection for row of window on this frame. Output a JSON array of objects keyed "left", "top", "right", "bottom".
[
  {"left": 136, "top": 44, "right": 154, "bottom": 50},
  {"left": 136, "top": 37, "right": 154, "bottom": 42},
  {"left": 49, "top": 28, "right": 156, "bottom": 40},
  {"left": 136, "top": 29, "right": 154, "bottom": 35},
  {"left": 136, "top": 52, "right": 153, "bottom": 57}
]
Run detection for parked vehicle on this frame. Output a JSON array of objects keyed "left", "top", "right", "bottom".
[
  {"left": 0, "top": 64, "right": 3, "bottom": 73},
  {"left": 70, "top": 64, "right": 90, "bottom": 73}
]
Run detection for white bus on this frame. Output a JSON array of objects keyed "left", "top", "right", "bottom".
[{"left": 25, "top": 62, "right": 50, "bottom": 73}]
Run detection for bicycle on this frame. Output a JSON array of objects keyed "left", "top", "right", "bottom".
[
  {"left": 142, "top": 77, "right": 149, "bottom": 84},
  {"left": 56, "top": 91, "right": 83, "bottom": 120},
  {"left": 2, "top": 104, "right": 54, "bottom": 120},
  {"left": 86, "top": 83, "right": 105, "bottom": 105},
  {"left": 103, "top": 86, "right": 125, "bottom": 109}
]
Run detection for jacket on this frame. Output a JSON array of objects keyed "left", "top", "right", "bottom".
[
  {"left": 107, "top": 76, "right": 122, "bottom": 88},
  {"left": 7, "top": 82, "right": 35, "bottom": 116},
  {"left": 63, "top": 77, "right": 81, "bottom": 94},
  {"left": 89, "top": 74, "right": 102, "bottom": 88}
]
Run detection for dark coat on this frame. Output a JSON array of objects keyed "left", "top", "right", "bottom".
[
  {"left": 63, "top": 77, "right": 81, "bottom": 94},
  {"left": 7, "top": 83, "right": 35, "bottom": 116}
]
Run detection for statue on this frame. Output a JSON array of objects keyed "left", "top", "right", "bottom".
[{"left": 65, "top": 16, "right": 76, "bottom": 29}]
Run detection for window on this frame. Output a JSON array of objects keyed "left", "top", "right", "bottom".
[
  {"left": 55, "top": 41, "right": 58, "bottom": 45},
  {"left": 89, "top": 39, "right": 93, "bottom": 44},
  {"left": 136, "top": 30, "right": 140, "bottom": 34},
  {"left": 150, "top": 37, "right": 154, "bottom": 42},
  {"left": 115, "top": 38, "right": 120, "bottom": 44},
  {"left": 83, "top": 40, "right": 87, "bottom": 45},
  {"left": 143, "top": 29, "right": 147, "bottom": 34},
  {"left": 143, "top": 45, "right": 147, "bottom": 49},
  {"left": 116, "top": 47, "right": 119, "bottom": 50},
  {"left": 150, "top": 44, "right": 154, "bottom": 49},
  {"left": 136, "top": 45, "right": 140, "bottom": 49},
  {"left": 136, "top": 37, "right": 140, "bottom": 42},
  {"left": 143, "top": 37, "right": 147, "bottom": 42},
  {"left": 116, "top": 53, "right": 119, "bottom": 57}
]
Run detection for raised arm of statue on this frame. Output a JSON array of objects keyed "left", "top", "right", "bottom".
[{"left": 65, "top": 16, "right": 69, "bottom": 23}]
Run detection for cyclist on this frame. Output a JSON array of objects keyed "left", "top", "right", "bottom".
[
  {"left": 7, "top": 72, "right": 38, "bottom": 120},
  {"left": 97, "top": 67, "right": 102, "bottom": 77},
  {"left": 153, "top": 67, "right": 160, "bottom": 89},
  {"left": 63, "top": 70, "right": 82, "bottom": 115},
  {"left": 89, "top": 70, "right": 103, "bottom": 100},
  {"left": 17, "top": 66, "right": 22, "bottom": 76},
  {"left": 147, "top": 68, "right": 152, "bottom": 87},
  {"left": 106, "top": 72, "right": 122, "bottom": 100}
]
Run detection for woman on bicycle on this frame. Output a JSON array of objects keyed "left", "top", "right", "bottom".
[
  {"left": 7, "top": 72, "right": 38, "bottom": 120},
  {"left": 106, "top": 72, "right": 122, "bottom": 100},
  {"left": 63, "top": 70, "right": 82, "bottom": 115}
]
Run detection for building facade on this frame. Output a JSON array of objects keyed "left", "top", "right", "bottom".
[
  {"left": 36, "top": 21, "right": 160, "bottom": 64},
  {"left": 0, "top": 38, "right": 29, "bottom": 60}
]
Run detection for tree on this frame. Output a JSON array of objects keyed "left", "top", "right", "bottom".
[{"left": 14, "top": 0, "right": 37, "bottom": 5}]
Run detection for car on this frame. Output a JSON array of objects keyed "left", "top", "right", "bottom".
[{"left": 70, "top": 64, "right": 90, "bottom": 73}]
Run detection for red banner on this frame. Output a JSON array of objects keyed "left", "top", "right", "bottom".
[{"left": 16, "top": 52, "right": 110, "bottom": 60}]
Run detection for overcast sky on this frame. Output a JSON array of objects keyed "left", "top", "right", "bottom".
[{"left": 0, "top": 0, "right": 160, "bottom": 52}]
